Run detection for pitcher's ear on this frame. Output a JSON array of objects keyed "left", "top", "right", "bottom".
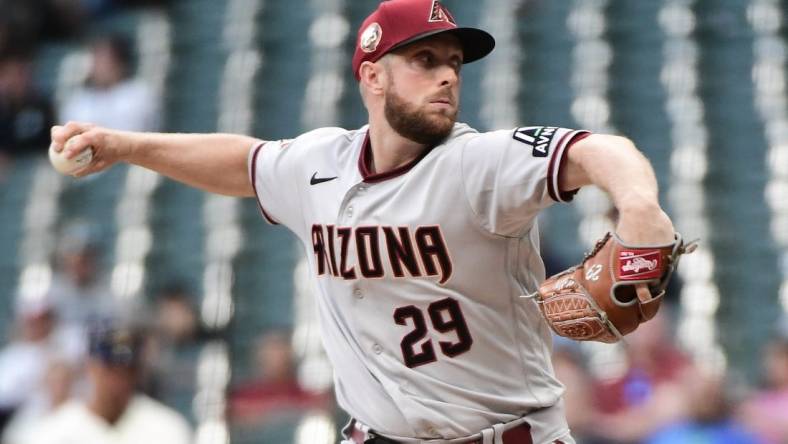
[{"left": 359, "top": 60, "right": 387, "bottom": 96}]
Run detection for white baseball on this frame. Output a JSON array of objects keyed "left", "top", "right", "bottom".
[{"left": 48, "top": 142, "right": 93, "bottom": 175}]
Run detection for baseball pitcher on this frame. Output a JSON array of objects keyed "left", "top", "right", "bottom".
[{"left": 49, "top": 1, "right": 689, "bottom": 443}]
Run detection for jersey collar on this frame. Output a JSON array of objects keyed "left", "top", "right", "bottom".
[{"left": 357, "top": 131, "right": 436, "bottom": 183}]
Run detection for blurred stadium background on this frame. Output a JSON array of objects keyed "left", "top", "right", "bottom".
[{"left": 1, "top": 0, "right": 787, "bottom": 443}]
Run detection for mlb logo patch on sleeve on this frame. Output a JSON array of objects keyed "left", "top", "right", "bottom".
[{"left": 513, "top": 127, "right": 559, "bottom": 157}]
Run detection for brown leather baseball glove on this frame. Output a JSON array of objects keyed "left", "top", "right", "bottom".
[{"left": 533, "top": 232, "right": 697, "bottom": 343}]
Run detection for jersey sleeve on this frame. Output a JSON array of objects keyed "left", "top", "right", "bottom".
[
  {"left": 461, "top": 126, "right": 590, "bottom": 237},
  {"left": 247, "top": 138, "right": 303, "bottom": 228}
]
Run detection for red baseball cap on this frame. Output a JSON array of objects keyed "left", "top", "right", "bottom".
[{"left": 352, "top": 0, "right": 496, "bottom": 81}]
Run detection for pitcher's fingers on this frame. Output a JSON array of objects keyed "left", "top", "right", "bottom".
[
  {"left": 50, "top": 125, "right": 67, "bottom": 150},
  {"left": 61, "top": 122, "right": 85, "bottom": 141},
  {"left": 63, "top": 134, "right": 92, "bottom": 159},
  {"left": 72, "top": 159, "right": 107, "bottom": 178},
  {"left": 62, "top": 121, "right": 92, "bottom": 134},
  {"left": 59, "top": 121, "right": 96, "bottom": 145},
  {"left": 52, "top": 122, "right": 86, "bottom": 152}
]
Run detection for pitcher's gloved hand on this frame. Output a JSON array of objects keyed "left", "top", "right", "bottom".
[{"left": 533, "top": 232, "right": 697, "bottom": 343}]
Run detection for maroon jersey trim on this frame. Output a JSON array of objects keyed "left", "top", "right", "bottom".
[
  {"left": 357, "top": 132, "right": 434, "bottom": 183},
  {"left": 250, "top": 141, "right": 281, "bottom": 225},
  {"left": 547, "top": 131, "right": 591, "bottom": 203}
]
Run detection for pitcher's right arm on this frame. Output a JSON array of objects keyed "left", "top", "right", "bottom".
[{"left": 51, "top": 122, "right": 262, "bottom": 197}]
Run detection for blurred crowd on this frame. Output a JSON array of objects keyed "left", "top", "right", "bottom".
[
  {"left": 555, "top": 306, "right": 788, "bottom": 444},
  {"left": 0, "top": 221, "right": 332, "bottom": 444},
  {"left": 0, "top": 0, "right": 168, "bottom": 57},
  {"left": 0, "top": 0, "right": 165, "bottom": 178},
  {"left": 0, "top": 2, "right": 335, "bottom": 442},
  {"left": 0, "top": 221, "right": 196, "bottom": 443}
]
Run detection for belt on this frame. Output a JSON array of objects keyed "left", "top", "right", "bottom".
[{"left": 349, "top": 420, "right": 533, "bottom": 444}]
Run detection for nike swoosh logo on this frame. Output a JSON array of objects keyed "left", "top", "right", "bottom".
[{"left": 310, "top": 172, "right": 338, "bottom": 185}]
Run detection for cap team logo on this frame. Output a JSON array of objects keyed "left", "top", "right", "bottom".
[
  {"left": 428, "top": 0, "right": 456, "bottom": 25},
  {"left": 360, "top": 22, "right": 383, "bottom": 53}
]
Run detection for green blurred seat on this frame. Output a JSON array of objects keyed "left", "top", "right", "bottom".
[{"left": 0, "top": 158, "right": 39, "bottom": 339}]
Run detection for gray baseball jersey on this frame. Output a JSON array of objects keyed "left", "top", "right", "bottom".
[{"left": 248, "top": 123, "right": 589, "bottom": 442}]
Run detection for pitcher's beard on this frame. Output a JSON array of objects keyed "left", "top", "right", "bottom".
[{"left": 384, "top": 89, "right": 457, "bottom": 146}]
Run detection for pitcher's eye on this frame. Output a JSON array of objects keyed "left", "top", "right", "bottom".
[
  {"left": 450, "top": 57, "right": 462, "bottom": 73},
  {"left": 415, "top": 52, "right": 435, "bottom": 68}
]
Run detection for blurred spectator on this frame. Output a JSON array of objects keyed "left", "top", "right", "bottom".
[
  {"left": 0, "top": 0, "right": 169, "bottom": 52},
  {"left": 146, "top": 281, "right": 205, "bottom": 420},
  {"left": 40, "top": 0, "right": 89, "bottom": 40},
  {"left": 738, "top": 319, "right": 788, "bottom": 444},
  {"left": 59, "top": 33, "right": 160, "bottom": 131},
  {"left": 0, "top": 53, "right": 55, "bottom": 167},
  {"left": 43, "top": 0, "right": 173, "bottom": 37},
  {"left": 230, "top": 330, "right": 329, "bottom": 426},
  {"left": 0, "top": 296, "right": 82, "bottom": 435},
  {"left": 0, "top": 1, "right": 42, "bottom": 57},
  {"left": 591, "top": 306, "right": 695, "bottom": 444},
  {"left": 646, "top": 370, "right": 761, "bottom": 444},
  {"left": 2, "top": 358, "right": 78, "bottom": 444},
  {"left": 26, "top": 322, "right": 192, "bottom": 444},
  {"left": 154, "top": 282, "right": 203, "bottom": 345},
  {"left": 46, "top": 222, "right": 119, "bottom": 332}
]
